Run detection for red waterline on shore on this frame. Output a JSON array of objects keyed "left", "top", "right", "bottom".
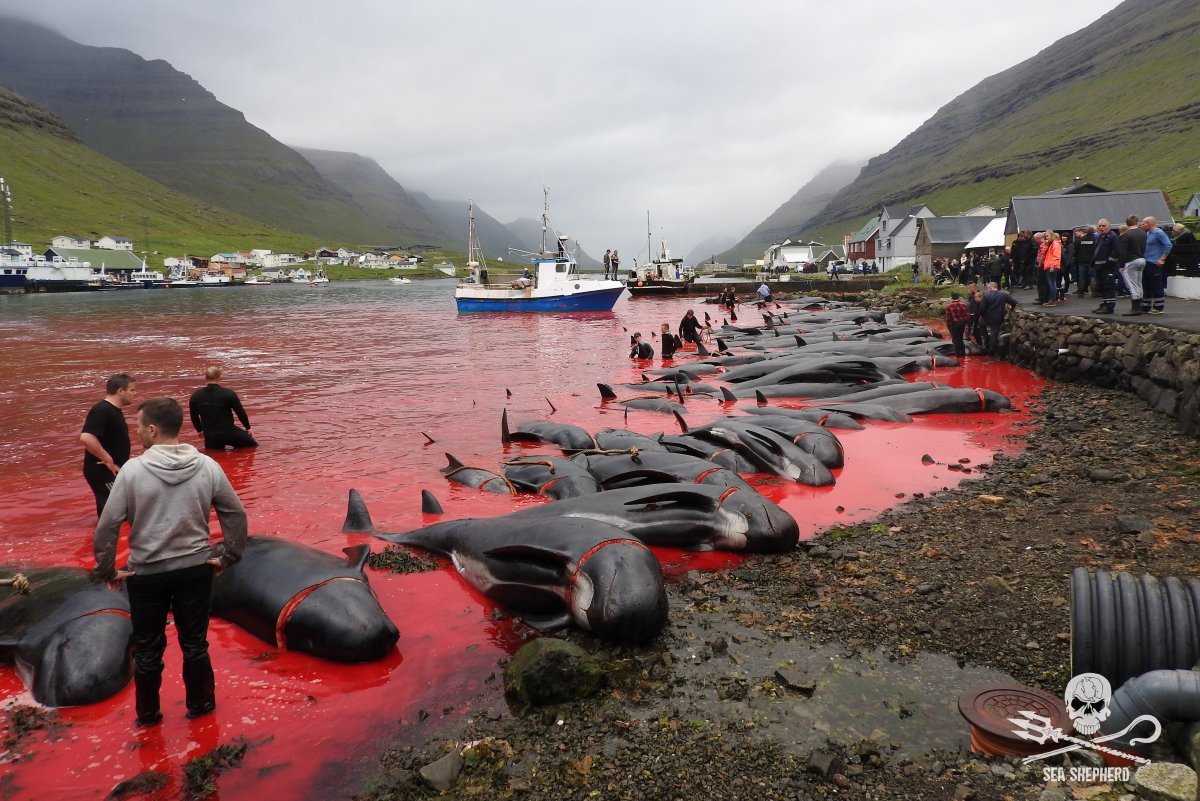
[{"left": 0, "top": 290, "right": 1046, "bottom": 800}]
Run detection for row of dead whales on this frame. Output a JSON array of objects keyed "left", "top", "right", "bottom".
[{"left": 0, "top": 299, "right": 1014, "bottom": 707}]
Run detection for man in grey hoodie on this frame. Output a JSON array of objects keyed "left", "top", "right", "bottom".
[{"left": 94, "top": 397, "right": 247, "bottom": 727}]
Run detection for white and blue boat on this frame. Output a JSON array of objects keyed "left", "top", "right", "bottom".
[{"left": 454, "top": 191, "right": 625, "bottom": 313}]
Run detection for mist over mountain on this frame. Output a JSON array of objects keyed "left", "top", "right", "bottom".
[
  {"left": 295, "top": 147, "right": 451, "bottom": 247},
  {"left": 798, "top": 0, "right": 1200, "bottom": 239},
  {"left": 408, "top": 192, "right": 537, "bottom": 260},
  {"left": 0, "top": 17, "right": 398, "bottom": 245},
  {"left": 723, "top": 161, "right": 865, "bottom": 262}
]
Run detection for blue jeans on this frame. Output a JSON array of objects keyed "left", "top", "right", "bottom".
[
  {"left": 1077, "top": 264, "right": 1094, "bottom": 293},
  {"left": 1045, "top": 270, "right": 1060, "bottom": 303}
]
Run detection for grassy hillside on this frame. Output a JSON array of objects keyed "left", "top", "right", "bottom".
[
  {"left": 799, "top": 0, "right": 1200, "bottom": 240},
  {"left": 0, "top": 88, "right": 324, "bottom": 256},
  {"left": 721, "top": 161, "right": 864, "bottom": 263},
  {"left": 295, "top": 148, "right": 453, "bottom": 248},
  {"left": 0, "top": 18, "right": 402, "bottom": 246}
]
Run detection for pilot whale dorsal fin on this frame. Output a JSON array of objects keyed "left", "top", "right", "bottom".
[
  {"left": 343, "top": 544, "right": 371, "bottom": 573},
  {"left": 720, "top": 387, "right": 737, "bottom": 403},
  {"left": 673, "top": 410, "right": 688, "bottom": 433},
  {"left": 501, "top": 409, "right": 512, "bottom": 443},
  {"left": 342, "top": 489, "right": 375, "bottom": 533},
  {"left": 444, "top": 453, "right": 465, "bottom": 470},
  {"left": 421, "top": 489, "right": 444, "bottom": 515},
  {"left": 622, "top": 486, "right": 721, "bottom": 511}
]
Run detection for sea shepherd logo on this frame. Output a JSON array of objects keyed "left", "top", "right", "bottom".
[{"left": 1010, "top": 672, "right": 1161, "bottom": 783}]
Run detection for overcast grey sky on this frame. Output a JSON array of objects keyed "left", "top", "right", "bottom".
[{"left": 13, "top": 0, "right": 1113, "bottom": 259}]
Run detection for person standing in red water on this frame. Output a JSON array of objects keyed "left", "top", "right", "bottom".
[
  {"left": 80, "top": 373, "right": 136, "bottom": 517},
  {"left": 94, "top": 397, "right": 247, "bottom": 727}
]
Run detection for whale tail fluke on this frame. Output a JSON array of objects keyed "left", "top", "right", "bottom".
[
  {"left": 342, "top": 489, "right": 375, "bottom": 533},
  {"left": 501, "top": 408, "right": 512, "bottom": 443},
  {"left": 421, "top": 489, "right": 444, "bottom": 515}
]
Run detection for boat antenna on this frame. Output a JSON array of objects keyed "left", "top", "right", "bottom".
[
  {"left": 541, "top": 186, "right": 550, "bottom": 257},
  {"left": 646, "top": 210, "right": 652, "bottom": 269}
]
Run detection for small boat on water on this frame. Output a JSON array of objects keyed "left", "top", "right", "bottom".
[
  {"left": 388, "top": 276, "right": 412, "bottom": 284},
  {"left": 626, "top": 213, "right": 694, "bottom": 296},
  {"left": 243, "top": 275, "right": 272, "bottom": 286},
  {"left": 197, "top": 270, "right": 232, "bottom": 287},
  {"left": 130, "top": 267, "right": 167, "bottom": 288},
  {"left": 306, "top": 270, "right": 330, "bottom": 286},
  {"left": 454, "top": 190, "right": 625, "bottom": 313}
]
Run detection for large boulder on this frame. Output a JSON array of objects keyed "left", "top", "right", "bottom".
[{"left": 504, "top": 638, "right": 605, "bottom": 707}]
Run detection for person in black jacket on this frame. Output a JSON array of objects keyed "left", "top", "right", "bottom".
[
  {"left": 978, "top": 282, "right": 1018, "bottom": 355},
  {"left": 678, "top": 309, "right": 703, "bottom": 345},
  {"left": 80, "top": 373, "right": 137, "bottom": 517},
  {"left": 659, "top": 323, "right": 682, "bottom": 359},
  {"left": 1092, "top": 220, "right": 1122, "bottom": 314},
  {"left": 629, "top": 332, "right": 654, "bottom": 359},
  {"left": 1074, "top": 227, "right": 1096, "bottom": 296},
  {"left": 188, "top": 366, "right": 258, "bottom": 450}
]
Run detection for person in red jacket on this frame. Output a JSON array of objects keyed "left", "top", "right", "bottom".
[
  {"left": 1041, "top": 230, "right": 1063, "bottom": 306},
  {"left": 944, "top": 292, "right": 971, "bottom": 358}
]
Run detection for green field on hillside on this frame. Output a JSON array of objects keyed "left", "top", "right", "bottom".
[{"left": 0, "top": 122, "right": 329, "bottom": 257}]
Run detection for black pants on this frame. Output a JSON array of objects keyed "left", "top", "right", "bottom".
[
  {"left": 84, "top": 464, "right": 116, "bottom": 517},
  {"left": 127, "top": 563, "right": 216, "bottom": 721},
  {"left": 1098, "top": 266, "right": 1120, "bottom": 310},
  {"left": 980, "top": 321, "right": 1003, "bottom": 354},
  {"left": 203, "top": 428, "right": 258, "bottom": 450},
  {"left": 947, "top": 322, "right": 967, "bottom": 357}
]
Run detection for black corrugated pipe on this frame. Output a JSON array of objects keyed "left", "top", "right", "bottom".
[
  {"left": 1101, "top": 669, "right": 1200, "bottom": 753},
  {"left": 1071, "top": 568, "right": 1200, "bottom": 688}
]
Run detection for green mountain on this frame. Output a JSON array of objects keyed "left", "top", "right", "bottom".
[
  {"left": 0, "top": 17, "right": 399, "bottom": 246},
  {"left": 798, "top": 0, "right": 1200, "bottom": 242},
  {"left": 293, "top": 148, "right": 453, "bottom": 248},
  {"left": 0, "top": 87, "right": 323, "bottom": 256},
  {"left": 721, "top": 161, "right": 864, "bottom": 262}
]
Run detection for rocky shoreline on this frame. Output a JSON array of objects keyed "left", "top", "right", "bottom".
[{"left": 352, "top": 319, "right": 1200, "bottom": 801}]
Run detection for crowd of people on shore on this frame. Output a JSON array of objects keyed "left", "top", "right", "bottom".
[{"left": 932, "top": 216, "right": 1192, "bottom": 316}]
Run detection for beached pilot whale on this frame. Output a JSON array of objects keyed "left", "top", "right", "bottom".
[
  {"left": 211, "top": 537, "right": 399, "bottom": 663},
  {"left": 501, "top": 409, "right": 597, "bottom": 452},
  {"left": 378, "top": 516, "right": 668, "bottom": 644},
  {"left": 0, "top": 567, "right": 133, "bottom": 707},
  {"left": 512, "top": 483, "right": 799, "bottom": 553}
]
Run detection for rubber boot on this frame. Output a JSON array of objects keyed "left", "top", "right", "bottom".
[
  {"left": 134, "top": 671, "right": 163, "bottom": 726},
  {"left": 182, "top": 657, "right": 216, "bottom": 718},
  {"left": 1122, "top": 298, "right": 1142, "bottom": 316}
]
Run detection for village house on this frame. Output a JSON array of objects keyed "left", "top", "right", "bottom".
[
  {"left": 95, "top": 235, "right": 133, "bottom": 251},
  {"left": 764, "top": 239, "right": 825, "bottom": 272},
  {"left": 846, "top": 217, "right": 880, "bottom": 267},
  {"left": 1184, "top": 193, "right": 1200, "bottom": 218},
  {"left": 1004, "top": 189, "right": 1173, "bottom": 235},
  {"left": 261, "top": 252, "right": 298, "bottom": 269},
  {"left": 958, "top": 204, "right": 999, "bottom": 217},
  {"left": 875, "top": 204, "right": 934, "bottom": 272},
  {"left": 44, "top": 245, "right": 143, "bottom": 277},
  {"left": 51, "top": 235, "right": 91, "bottom": 249},
  {"left": 913, "top": 216, "right": 998, "bottom": 274}
]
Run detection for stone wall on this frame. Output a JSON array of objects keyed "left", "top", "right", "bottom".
[
  {"left": 783, "top": 287, "right": 1200, "bottom": 437},
  {"left": 1004, "top": 311, "right": 1200, "bottom": 437}
]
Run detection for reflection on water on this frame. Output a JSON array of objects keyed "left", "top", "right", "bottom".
[{"left": 0, "top": 282, "right": 1045, "bottom": 800}]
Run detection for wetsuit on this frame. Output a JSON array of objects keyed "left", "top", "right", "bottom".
[
  {"left": 189, "top": 384, "right": 257, "bottom": 450},
  {"left": 679, "top": 314, "right": 703, "bottom": 345},
  {"left": 81, "top": 400, "right": 131, "bottom": 516},
  {"left": 661, "top": 333, "right": 682, "bottom": 359}
]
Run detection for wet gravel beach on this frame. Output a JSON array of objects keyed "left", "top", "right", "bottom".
[{"left": 355, "top": 376, "right": 1200, "bottom": 800}]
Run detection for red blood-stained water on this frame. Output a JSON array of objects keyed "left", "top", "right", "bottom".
[{"left": 0, "top": 283, "right": 1045, "bottom": 799}]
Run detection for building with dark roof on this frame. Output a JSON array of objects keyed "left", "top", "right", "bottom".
[
  {"left": 914, "top": 216, "right": 999, "bottom": 274},
  {"left": 1005, "top": 190, "right": 1173, "bottom": 235}
]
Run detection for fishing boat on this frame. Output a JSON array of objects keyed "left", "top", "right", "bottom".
[
  {"left": 625, "top": 213, "right": 694, "bottom": 296},
  {"left": 165, "top": 266, "right": 199, "bottom": 288},
  {"left": 388, "top": 275, "right": 412, "bottom": 284},
  {"left": 197, "top": 270, "right": 232, "bottom": 286},
  {"left": 454, "top": 190, "right": 625, "bottom": 313},
  {"left": 306, "top": 270, "right": 330, "bottom": 286},
  {"left": 130, "top": 265, "right": 167, "bottom": 288},
  {"left": 243, "top": 275, "right": 273, "bottom": 285}
]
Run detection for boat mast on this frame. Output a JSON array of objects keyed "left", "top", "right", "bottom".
[
  {"left": 467, "top": 200, "right": 487, "bottom": 271},
  {"left": 1, "top": 178, "right": 13, "bottom": 246},
  {"left": 646, "top": 211, "right": 652, "bottom": 267},
  {"left": 541, "top": 186, "right": 550, "bottom": 257}
]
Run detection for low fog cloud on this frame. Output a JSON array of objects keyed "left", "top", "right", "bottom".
[{"left": 13, "top": 0, "right": 1111, "bottom": 257}]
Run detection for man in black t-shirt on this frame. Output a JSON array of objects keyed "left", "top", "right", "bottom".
[
  {"left": 80, "top": 373, "right": 136, "bottom": 516},
  {"left": 188, "top": 366, "right": 258, "bottom": 450}
]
